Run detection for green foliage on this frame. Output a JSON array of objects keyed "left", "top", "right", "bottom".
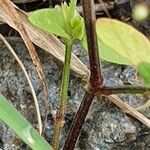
[
  {"left": 96, "top": 18, "right": 150, "bottom": 85},
  {"left": 0, "top": 93, "right": 52, "bottom": 150},
  {"left": 29, "top": 0, "right": 84, "bottom": 42},
  {"left": 29, "top": 8, "right": 69, "bottom": 39},
  {"left": 29, "top": 0, "right": 150, "bottom": 86},
  {"left": 137, "top": 62, "right": 150, "bottom": 85},
  {"left": 98, "top": 41, "right": 130, "bottom": 65}
]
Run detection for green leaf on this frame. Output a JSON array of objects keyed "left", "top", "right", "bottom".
[
  {"left": 29, "top": 8, "right": 70, "bottom": 39},
  {"left": 68, "top": 0, "right": 77, "bottom": 21},
  {"left": 96, "top": 18, "right": 150, "bottom": 66},
  {"left": 99, "top": 41, "right": 130, "bottom": 65},
  {"left": 81, "top": 35, "right": 129, "bottom": 65},
  {"left": 28, "top": 0, "right": 84, "bottom": 42},
  {"left": 0, "top": 93, "right": 52, "bottom": 150},
  {"left": 137, "top": 62, "right": 150, "bottom": 86},
  {"left": 61, "top": 2, "right": 69, "bottom": 21},
  {"left": 70, "top": 16, "right": 84, "bottom": 41},
  {"left": 96, "top": 18, "right": 150, "bottom": 85}
]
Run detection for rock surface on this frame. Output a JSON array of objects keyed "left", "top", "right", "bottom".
[{"left": 0, "top": 37, "right": 149, "bottom": 150}]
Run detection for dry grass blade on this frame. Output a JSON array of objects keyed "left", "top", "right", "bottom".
[
  {"left": 98, "top": 0, "right": 111, "bottom": 18},
  {"left": 135, "top": 99, "right": 150, "bottom": 111},
  {"left": 106, "top": 94, "right": 150, "bottom": 128},
  {"left": 0, "top": 0, "right": 48, "bottom": 133},
  {"left": 0, "top": 34, "right": 42, "bottom": 134}
]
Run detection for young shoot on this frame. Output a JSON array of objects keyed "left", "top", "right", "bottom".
[{"left": 29, "top": 0, "right": 84, "bottom": 149}]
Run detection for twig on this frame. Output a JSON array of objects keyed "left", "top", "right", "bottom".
[
  {"left": 63, "top": 92, "right": 95, "bottom": 150},
  {"left": 98, "top": 0, "right": 111, "bottom": 18},
  {"left": 0, "top": 34, "right": 43, "bottom": 134},
  {"left": 82, "top": 0, "right": 103, "bottom": 92},
  {"left": 12, "top": 0, "right": 37, "bottom": 3},
  {"left": 77, "top": 2, "right": 114, "bottom": 14},
  {"left": 101, "top": 86, "right": 150, "bottom": 95},
  {"left": 106, "top": 94, "right": 150, "bottom": 128}
]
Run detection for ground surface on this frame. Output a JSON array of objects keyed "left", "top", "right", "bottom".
[
  {"left": 0, "top": 37, "right": 150, "bottom": 150},
  {"left": 0, "top": 0, "right": 150, "bottom": 150}
]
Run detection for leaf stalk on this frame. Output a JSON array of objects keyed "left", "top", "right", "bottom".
[{"left": 100, "top": 86, "right": 150, "bottom": 95}]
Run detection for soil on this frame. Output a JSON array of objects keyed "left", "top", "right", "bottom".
[{"left": 0, "top": 0, "right": 150, "bottom": 150}]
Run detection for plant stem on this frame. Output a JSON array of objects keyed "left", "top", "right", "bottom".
[
  {"left": 100, "top": 86, "right": 150, "bottom": 95},
  {"left": 63, "top": 92, "right": 95, "bottom": 150},
  {"left": 83, "top": 0, "right": 103, "bottom": 92},
  {"left": 63, "top": 0, "right": 103, "bottom": 149},
  {"left": 52, "top": 41, "right": 72, "bottom": 150}
]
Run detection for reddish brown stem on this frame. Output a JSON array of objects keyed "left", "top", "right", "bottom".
[
  {"left": 63, "top": 92, "right": 95, "bottom": 150},
  {"left": 83, "top": 0, "right": 103, "bottom": 92}
]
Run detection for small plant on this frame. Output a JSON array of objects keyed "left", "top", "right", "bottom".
[
  {"left": 29, "top": 0, "right": 85, "bottom": 149},
  {"left": 29, "top": 0, "right": 150, "bottom": 149}
]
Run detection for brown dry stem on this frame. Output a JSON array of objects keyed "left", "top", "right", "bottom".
[{"left": 106, "top": 95, "right": 150, "bottom": 128}]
